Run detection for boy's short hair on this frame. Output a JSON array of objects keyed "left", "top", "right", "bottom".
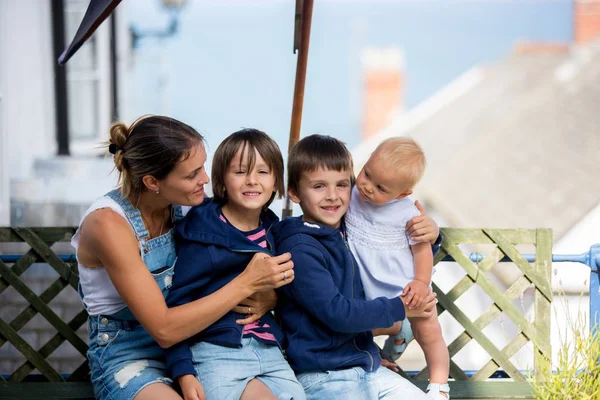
[
  {"left": 375, "top": 137, "right": 426, "bottom": 189},
  {"left": 287, "top": 134, "right": 353, "bottom": 194},
  {"left": 212, "top": 128, "right": 285, "bottom": 208}
]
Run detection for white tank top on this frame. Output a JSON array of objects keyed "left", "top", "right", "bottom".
[
  {"left": 71, "top": 196, "right": 131, "bottom": 316},
  {"left": 72, "top": 194, "right": 190, "bottom": 316}
]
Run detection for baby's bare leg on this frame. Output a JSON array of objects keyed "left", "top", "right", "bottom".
[{"left": 410, "top": 307, "right": 449, "bottom": 385}]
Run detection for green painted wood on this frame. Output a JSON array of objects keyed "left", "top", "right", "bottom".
[
  {"left": 66, "top": 360, "right": 91, "bottom": 382},
  {"left": 412, "top": 381, "right": 535, "bottom": 399},
  {"left": 0, "top": 381, "right": 534, "bottom": 399},
  {"left": 0, "top": 277, "right": 70, "bottom": 350},
  {"left": 440, "top": 228, "right": 536, "bottom": 245},
  {"left": 12, "top": 227, "right": 79, "bottom": 289},
  {"left": 435, "top": 287, "right": 526, "bottom": 381},
  {"left": 443, "top": 247, "right": 504, "bottom": 304},
  {"left": 0, "top": 260, "right": 88, "bottom": 358},
  {"left": 0, "top": 227, "right": 549, "bottom": 395},
  {"left": 0, "top": 249, "right": 38, "bottom": 295},
  {"left": 0, "top": 227, "right": 75, "bottom": 243},
  {"left": 433, "top": 246, "right": 449, "bottom": 265},
  {"left": 443, "top": 241, "right": 551, "bottom": 357},
  {"left": 0, "top": 319, "right": 63, "bottom": 382},
  {"left": 0, "top": 383, "right": 94, "bottom": 399},
  {"left": 474, "top": 334, "right": 530, "bottom": 381},
  {"left": 10, "top": 310, "right": 88, "bottom": 383},
  {"left": 483, "top": 229, "right": 552, "bottom": 301},
  {"left": 534, "top": 228, "right": 552, "bottom": 381},
  {"left": 447, "top": 277, "right": 531, "bottom": 362}
]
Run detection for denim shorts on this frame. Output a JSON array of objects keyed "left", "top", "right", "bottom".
[
  {"left": 87, "top": 315, "right": 173, "bottom": 400},
  {"left": 190, "top": 337, "right": 305, "bottom": 400},
  {"left": 296, "top": 366, "right": 428, "bottom": 400}
]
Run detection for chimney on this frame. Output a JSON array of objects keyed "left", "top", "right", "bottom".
[
  {"left": 361, "top": 48, "right": 404, "bottom": 141},
  {"left": 575, "top": 0, "right": 600, "bottom": 45}
]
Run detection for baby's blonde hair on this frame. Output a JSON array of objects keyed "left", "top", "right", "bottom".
[{"left": 374, "top": 137, "right": 426, "bottom": 190}]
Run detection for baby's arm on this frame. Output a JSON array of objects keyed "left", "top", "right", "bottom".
[{"left": 402, "top": 242, "right": 433, "bottom": 309}]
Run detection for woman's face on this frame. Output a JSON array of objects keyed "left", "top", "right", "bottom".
[{"left": 159, "top": 143, "right": 210, "bottom": 206}]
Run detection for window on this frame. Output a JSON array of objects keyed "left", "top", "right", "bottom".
[{"left": 64, "top": 0, "right": 112, "bottom": 155}]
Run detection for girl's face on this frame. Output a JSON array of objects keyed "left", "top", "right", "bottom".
[
  {"left": 223, "top": 145, "right": 276, "bottom": 213},
  {"left": 159, "top": 143, "right": 210, "bottom": 206}
]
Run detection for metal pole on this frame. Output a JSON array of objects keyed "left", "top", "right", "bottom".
[
  {"left": 110, "top": 14, "right": 119, "bottom": 121},
  {"left": 282, "top": 0, "right": 314, "bottom": 218}
]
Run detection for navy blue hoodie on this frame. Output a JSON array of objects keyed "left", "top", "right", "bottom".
[
  {"left": 273, "top": 216, "right": 406, "bottom": 374},
  {"left": 164, "top": 199, "right": 283, "bottom": 379}
]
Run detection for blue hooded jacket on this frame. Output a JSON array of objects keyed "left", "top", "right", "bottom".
[
  {"left": 273, "top": 216, "right": 407, "bottom": 374},
  {"left": 164, "top": 199, "right": 283, "bottom": 379}
]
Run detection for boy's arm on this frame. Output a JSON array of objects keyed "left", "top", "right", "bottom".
[
  {"left": 402, "top": 242, "right": 433, "bottom": 309},
  {"left": 372, "top": 321, "right": 402, "bottom": 337},
  {"left": 165, "top": 341, "right": 196, "bottom": 379},
  {"left": 279, "top": 242, "right": 406, "bottom": 333},
  {"left": 406, "top": 200, "right": 443, "bottom": 249}
]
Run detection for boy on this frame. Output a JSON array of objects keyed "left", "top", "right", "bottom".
[
  {"left": 273, "top": 134, "right": 437, "bottom": 400},
  {"left": 347, "top": 137, "right": 450, "bottom": 400}
]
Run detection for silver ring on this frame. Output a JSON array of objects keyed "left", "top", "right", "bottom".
[
  {"left": 247, "top": 307, "right": 251, "bottom": 314},
  {"left": 283, "top": 271, "right": 287, "bottom": 280}
]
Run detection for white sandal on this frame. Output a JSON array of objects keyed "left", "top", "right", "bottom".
[{"left": 426, "top": 383, "right": 450, "bottom": 400}]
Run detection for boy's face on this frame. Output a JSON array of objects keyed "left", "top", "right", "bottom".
[
  {"left": 289, "top": 167, "right": 352, "bottom": 229},
  {"left": 355, "top": 152, "right": 412, "bottom": 205}
]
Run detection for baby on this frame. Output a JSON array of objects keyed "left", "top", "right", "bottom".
[{"left": 346, "top": 137, "right": 450, "bottom": 400}]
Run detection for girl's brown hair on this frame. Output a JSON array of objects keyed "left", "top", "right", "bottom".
[
  {"left": 108, "top": 115, "right": 204, "bottom": 205},
  {"left": 211, "top": 128, "right": 284, "bottom": 209}
]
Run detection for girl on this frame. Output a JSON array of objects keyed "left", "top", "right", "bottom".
[{"left": 165, "top": 129, "right": 305, "bottom": 400}]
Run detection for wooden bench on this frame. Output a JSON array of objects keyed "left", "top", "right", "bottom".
[{"left": 1, "top": 227, "right": 549, "bottom": 399}]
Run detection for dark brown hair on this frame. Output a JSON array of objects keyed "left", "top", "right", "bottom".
[
  {"left": 211, "top": 128, "right": 285, "bottom": 208},
  {"left": 287, "top": 134, "right": 353, "bottom": 195},
  {"left": 108, "top": 115, "right": 204, "bottom": 205}
]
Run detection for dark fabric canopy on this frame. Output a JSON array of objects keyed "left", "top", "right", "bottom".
[{"left": 58, "top": 0, "right": 121, "bottom": 65}]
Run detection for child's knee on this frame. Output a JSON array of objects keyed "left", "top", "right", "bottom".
[{"left": 411, "top": 318, "right": 442, "bottom": 344}]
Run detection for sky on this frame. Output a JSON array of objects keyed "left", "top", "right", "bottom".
[{"left": 123, "top": 0, "right": 572, "bottom": 152}]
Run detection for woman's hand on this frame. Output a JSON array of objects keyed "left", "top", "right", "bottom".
[
  {"left": 236, "top": 252, "right": 294, "bottom": 293},
  {"left": 402, "top": 290, "right": 437, "bottom": 319},
  {"left": 178, "top": 374, "right": 206, "bottom": 400},
  {"left": 233, "top": 290, "right": 278, "bottom": 325},
  {"left": 406, "top": 200, "right": 440, "bottom": 244}
]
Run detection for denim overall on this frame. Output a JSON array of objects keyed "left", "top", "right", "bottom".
[{"left": 84, "top": 190, "right": 184, "bottom": 400}]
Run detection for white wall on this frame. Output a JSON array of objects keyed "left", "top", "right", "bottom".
[
  {"left": 0, "top": 93, "right": 7, "bottom": 225},
  {"left": 0, "top": 0, "right": 56, "bottom": 182}
]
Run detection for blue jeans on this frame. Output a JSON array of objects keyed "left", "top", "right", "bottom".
[
  {"left": 296, "top": 366, "right": 428, "bottom": 400},
  {"left": 190, "top": 337, "right": 306, "bottom": 400},
  {"left": 87, "top": 315, "right": 173, "bottom": 400}
]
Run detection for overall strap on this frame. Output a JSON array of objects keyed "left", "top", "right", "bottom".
[
  {"left": 173, "top": 204, "right": 185, "bottom": 222},
  {"left": 106, "top": 190, "right": 149, "bottom": 241}
]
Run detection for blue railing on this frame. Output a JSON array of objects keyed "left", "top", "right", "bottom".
[
  {"left": 440, "top": 244, "right": 600, "bottom": 333},
  {"left": 3, "top": 244, "right": 599, "bottom": 330}
]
